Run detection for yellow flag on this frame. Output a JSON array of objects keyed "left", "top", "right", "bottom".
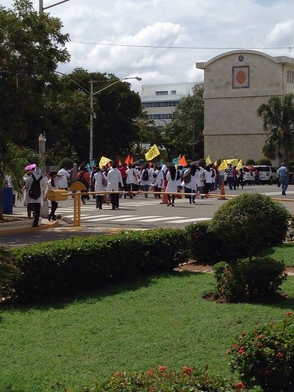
[
  {"left": 218, "top": 160, "right": 228, "bottom": 171},
  {"left": 236, "top": 159, "right": 243, "bottom": 170},
  {"left": 226, "top": 158, "right": 239, "bottom": 166},
  {"left": 99, "top": 156, "right": 111, "bottom": 169},
  {"left": 205, "top": 155, "right": 212, "bottom": 165},
  {"left": 145, "top": 144, "right": 160, "bottom": 161}
]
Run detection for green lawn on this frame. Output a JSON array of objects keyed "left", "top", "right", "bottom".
[{"left": 1, "top": 265, "right": 294, "bottom": 391}]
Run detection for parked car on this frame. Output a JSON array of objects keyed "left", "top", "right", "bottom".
[{"left": 253, "top": 165, "right": 275, "bottom": 185}]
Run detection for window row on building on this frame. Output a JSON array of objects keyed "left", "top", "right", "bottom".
[
  {"left": 142, "top": 100, "right": 180, "bottom": 108},
  {"left": 148, "top": 113, "right": 174, "bottom": 120}
]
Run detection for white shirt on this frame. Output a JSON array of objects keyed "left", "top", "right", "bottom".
[
  {"left": 57, "top": 168, "right": 70, "bottom": 189},
  {"left": 106, "top": 168, "right": 123, "bottom": 191}
]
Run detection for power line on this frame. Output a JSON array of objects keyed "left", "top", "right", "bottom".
[{"left": 67, "top": 41, "right": 294, "bottom": 50}]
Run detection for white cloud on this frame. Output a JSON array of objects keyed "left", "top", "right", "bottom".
[{"left": 2, "top": 0, "right": 294, "bottom": 93}]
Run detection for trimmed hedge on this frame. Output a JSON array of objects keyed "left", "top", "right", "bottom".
[{"left": 11, "top": 229, "right": 190, "bottom": 304}]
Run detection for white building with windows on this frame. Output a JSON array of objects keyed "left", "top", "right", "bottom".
[{"left": 141, "top": 82, "right": 200, "bottom": 127}]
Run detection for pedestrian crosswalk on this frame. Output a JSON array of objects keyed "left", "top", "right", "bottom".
[{"left": 56, "top": 203, "right": 211, "bottom": 226}]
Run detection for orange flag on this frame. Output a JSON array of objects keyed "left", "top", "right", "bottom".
[
  {"left": 118, "top": 159, "right": 122, "bottom": 166},
  {"left": 130, "top": 156, "right": 134, "bottom": 164},
  {"left": 178, "top": 155, "right": 187, "bottom": 166},
  {"left": 125, "top": 155, "right": 130, "bottom": 164}
]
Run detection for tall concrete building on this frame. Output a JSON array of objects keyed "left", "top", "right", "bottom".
[
  {"left": 196, "top": 50, "right": 294, "bottom": 164},
  {"left": 141, "top": 82, "right": 200, "bottom": 127}
]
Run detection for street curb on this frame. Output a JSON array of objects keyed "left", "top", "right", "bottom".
[{"left": 0, "top": 220, "right": 59, "bottom": 235}]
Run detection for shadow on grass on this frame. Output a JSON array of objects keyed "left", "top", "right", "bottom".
[{"left": 0, "top": 270, "right": 199, "bottom": 313}]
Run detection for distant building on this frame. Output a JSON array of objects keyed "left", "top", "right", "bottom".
[
  {"left": 196, "top": 50, "right": 294, "bottom": 165},
  {"left": 141, "top": 82, "right": 200, "bottom": 127}
]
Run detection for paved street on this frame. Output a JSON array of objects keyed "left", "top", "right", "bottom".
[{"left": 1, "top": 184, "right": 294, "bottom": 247}]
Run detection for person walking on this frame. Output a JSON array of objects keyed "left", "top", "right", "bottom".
[
  {"left": 57, "top": 166, "right": 70, "bottom": 190},
  {"left": 77, "top": 165, "right": 90, "bottom": 204},
  {"left": 93, "top": 167, "right": 107, "bottom": 209},
  {"left": 277, "top": 163, "right": 289, "bottom": 195},
  {"left": 125, "top": 164, "right": 135, "bottom": 198},
  {"left": 25, "top": 166, "right": 47, "bottom": 227},
  {"left": 225, "top": 164, "right": 234, "bottom": 190},
  {"left": 47, "top": 171, "right": 60, "bottom": 221},
  {"left": 165, "top": 165, "right": 178, "bottom": 206},
  {"left": 106, "top": 162, "right": 123, "bottom": 210}
]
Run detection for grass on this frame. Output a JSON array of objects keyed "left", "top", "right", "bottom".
[
  {"left": 260, "top": 242, "right": 294, "bottom": 266},
  {"left": 0, "top": 243, "right": 293, "bottom": 391}
]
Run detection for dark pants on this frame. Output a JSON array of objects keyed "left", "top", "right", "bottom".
[
  {"left": 49, "top": 201, "right": 58, "bottom": 219},
  {"left": 32, "top": 203, "right": 40, "bottom": 226},
  {"left": 96, "top": 195, "right": 103, "bottom": 209},
  {"left": 111, "top": 193, "right": 119, "bottom": 209}
]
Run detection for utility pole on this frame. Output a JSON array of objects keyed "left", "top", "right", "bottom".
[{"left": 39, "top": 0, "right": 70, "bottom": 14}]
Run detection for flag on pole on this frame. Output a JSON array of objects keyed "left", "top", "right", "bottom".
[
  {"left": 226, "top": 158, "right": 239, "bottom": 166},
  {"left": 205, "top": 155, "right": 212, "bottom": 165},
  {"left": 218, "top": 160, "right": 228, "bottom": 171},
  {"left": 130, "top": 156, "right": 134, "bottom": 164},
  {"left": 118, "top": 159, "right": 122, "bottom": 166},
  {"left": 125, "top": 155, "right": 131, "bottom": 164},
  {"left": 172, "top": 156, "right": 180, "bottom": 165},
  {"left": 145, "top": 144, "right": 160, "bottom": 161},
  {"left": 178, "top": 155, "right": 187, "bottom": 166},
  {"left": 236, "top": 159, "right": 243, "bottom": 170},
  {"left": 99, "top": 156, "right": 111, "bottom": 169}
]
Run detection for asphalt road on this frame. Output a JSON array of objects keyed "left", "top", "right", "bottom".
[{"left": 2, "top": 184, "right": 294, "bottom": 247}]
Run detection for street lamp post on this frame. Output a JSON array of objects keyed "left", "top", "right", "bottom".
[
  {"left": 39, "top": 0, "right": 70, "bottom": 14},
  {"left": 88, "top": 76, "right": 142, "bottom": 165}
]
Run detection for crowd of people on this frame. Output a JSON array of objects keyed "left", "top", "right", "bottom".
[{"left": 21, "top": 160, "right": 290, "bottom": 227}]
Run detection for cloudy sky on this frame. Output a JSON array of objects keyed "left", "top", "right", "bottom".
[{"left": 2, "top": 0, "right": 294, "bottom": 93}]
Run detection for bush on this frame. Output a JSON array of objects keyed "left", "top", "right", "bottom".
[
  {"left": 185, "top": 222, "right": 224, "bottom": 265},
  {"left": 209, "top": 193, "right": 291, "bottom": 261},
  {"left": 245, "top": 159, "right": 255, "bottom": 165},
  {"left": 82, "top": 366, "right": 234, "bottom": 391},
  {"left": 228, "top": 312, "right": 294, "bottom": 392},
  {"left": 213, "top": 257, "right": 287, "bottom": 303},
  {"left": 11, "top": 229, "right": 190, "bottom": 304},
  {"left": 257, "top": 158, "right": 272, "bottom": 165},
  {"left": 0, "top": 246, "right": 20, "bottom": 301},
  {"left": 59, "top": 157, "right": 73, "bottom": 170}
]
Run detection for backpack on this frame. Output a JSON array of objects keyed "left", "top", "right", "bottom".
[
  {"left": 183, "top": 169, "right": 191, "bottom": 184},
  {"left": 142, "top": 169, "right": 149, "bottom": 181},
  {"left": 29, "top": 174, "right": 42, "bottom": 200},
  {"left": 77, "top": 171, "right": 88, "bottom": 188}
]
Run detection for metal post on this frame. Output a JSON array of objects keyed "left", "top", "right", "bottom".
[
  {"left": 89, "top": 80, "right": 94, "bottom": 165},
  {"left": 39, "top": 0, "right": 43, "bottom": 13}
]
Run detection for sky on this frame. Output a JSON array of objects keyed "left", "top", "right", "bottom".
[{"left": 2, "top": 0, "right": 294, "bottom": 93}]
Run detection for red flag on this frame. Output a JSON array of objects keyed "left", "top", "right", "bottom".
[
  {"left": 125, "top": 155, "right": 130, "bottom": 164},
  {"left": 178, "top": 155, "right": 187, "bottom": 166}
]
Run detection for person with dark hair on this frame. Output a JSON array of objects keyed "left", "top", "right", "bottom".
[
  {"left": 25, "top": 166, "right": 47, "bottom": 227},
  {"left": 93, "top": 167, "right": 107, "bottom": 209},
  {"left": 165, "top": 165, "right": 177, "bottom": 206},
  {"left": 47, "top": 171, "right": 60, "bottom": 221},
  {"left": 77, "top": 165, "right": 90, "bottom": 204},
  {"left": 106, "top": 162, "right": 123, "bottom": 210}
]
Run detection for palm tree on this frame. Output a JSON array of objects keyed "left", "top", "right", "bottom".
[
  {"left": 0, "top": 142, "right": 40, "bottom": 220},
  {"left": 257, "top": 93, "right": 294, "bottom": 168}
]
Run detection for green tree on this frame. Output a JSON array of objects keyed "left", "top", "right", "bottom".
[
  {"left": 49, "top": 70, "right": 143, "bottom": 163},
  {"left": 164, "top": 85, "right": 204, "bottom": 160},
  {"left": 257, "top": 93, "right": 294, "bottom": 168},
  {"left": 0, "top": 0, "right": 70, "bottom": 147},
  {"left": 0, "top": 142, "right": 40, "bottom": 219}
]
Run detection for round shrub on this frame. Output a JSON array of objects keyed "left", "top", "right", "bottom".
[
  {"left": 209, "top": 193, "right": 291, "bottom": 261},
  {"left": 213, "top": 256, "right": 287, "bottom": 303},
  {"left": 228, "top": 312, "right": 294, "bottom": 392},
  {"left": 59, "top": 157, "right": 73, "bottom": 170}
]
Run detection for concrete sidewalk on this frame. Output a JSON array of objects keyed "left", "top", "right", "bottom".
[{"left": 0, "top": 204, "right": 59, "bottom": 235}]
